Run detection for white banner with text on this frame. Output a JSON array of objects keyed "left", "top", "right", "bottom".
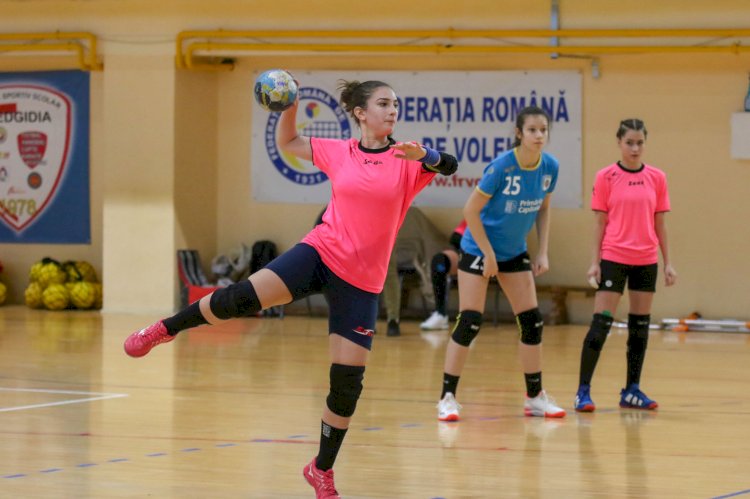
[{"left": 250, "top": 70, "right": 581, "bottom": 208}]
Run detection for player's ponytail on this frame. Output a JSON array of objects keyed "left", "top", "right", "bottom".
[{"left": 338, "top": 79, "right": 393, "bottom": 126}]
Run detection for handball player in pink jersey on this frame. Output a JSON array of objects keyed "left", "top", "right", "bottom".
[
  {"left": 123, "top": 78, "right": 457, "bottom": 498},
  {"left": 574, "top": 119, "right": 677, "bottom": 413}
]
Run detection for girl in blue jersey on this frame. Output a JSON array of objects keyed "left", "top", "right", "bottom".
[{"left": 436, "top": 106, "right": 566, "bottom": 421}]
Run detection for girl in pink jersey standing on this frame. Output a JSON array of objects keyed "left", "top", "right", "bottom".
[
  {"left": 574, "top": 118, "right": 677, "bottom": 413},
  {"left": 123, "top": 78, "right": 457, "bottom": 498}
]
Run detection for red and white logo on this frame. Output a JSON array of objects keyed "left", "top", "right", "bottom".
[
  {"left": 352, "top": 326, "right": 375, "bottom": 337},
  {"left": 17, "top": 131, "right": 47, "bottom": 168},
  {"left": 0, "top": 85, "right": 71, "bottom": 232}
]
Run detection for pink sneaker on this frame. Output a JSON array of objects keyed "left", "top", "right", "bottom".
[
  {"left": 124, "top": 321, "right": 175, "bottom": 357},
  {"left": 303, "top": 457, "right": 340, "bottom": 499}
]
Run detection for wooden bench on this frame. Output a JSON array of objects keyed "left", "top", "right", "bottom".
[
  {"left": 430, "top": 278, "right": 595, "bottom": 326},
  {"left": 398, "top": 273, "right": 595, "bottom": 325},
  {"left": 489, "top": 282, "right": 596, "bottom": 326}
]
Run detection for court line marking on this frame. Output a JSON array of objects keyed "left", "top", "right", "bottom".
[
  {"left": 712, "top": 489, "right": 750, "bottom": 499},
  {"left": 0, "top": 387, "right": 128, "bottom": 413}
]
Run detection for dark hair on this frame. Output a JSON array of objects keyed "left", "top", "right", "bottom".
[
  {"left": 512, "top": 106, "right": 551, "bottom": 148},
  {"left": 616, "top": 118, "right": 647, "bottom": 139},
  {"left": 337, "top": 79, "right": 392, "bottom": 126}
]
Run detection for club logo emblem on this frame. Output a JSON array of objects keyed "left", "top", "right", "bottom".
[{"left": 0, "top": 84, "right": 71, "bottom": 232}]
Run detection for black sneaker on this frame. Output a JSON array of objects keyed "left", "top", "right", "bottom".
[{"left": 386, "top": 319, "right": 401, "bottom": 337}]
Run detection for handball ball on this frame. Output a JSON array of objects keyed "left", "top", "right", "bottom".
[
  {"left": 74, "top": 261, "right": 98, "bottom": 283},
  {"left": 38, "top": 262, "right": 66, "bottom": 289},
  {"left": 254, "top": 69, "right": 297, "bottom": 112},
  {"left": 70, "top": 281, "right": 96, "bottom": 309},
  {"left": 29, "top": 261, "right": 44, "bottom": 282},
  {"left": 25, "top": 282, "right": 44, "bottom": 309},
  {"left": 42, "top": 283, "right": 70, "bottom": 311},
  {"left": 0, "top": 282, "right": 6, "bottom": 306}
]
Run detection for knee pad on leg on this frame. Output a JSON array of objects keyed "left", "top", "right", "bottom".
[
  {"left": 326, "top": 364, "right": 365, "bottom": 418},
  {"left": 209, "top": 280, "right": 261, "bottom": 319},
  {"left": 431, "top": 253, "right": 451, "bottom": 276},
  {"left": 583, "top": 313, "right": 614, "bottom": 352},
  {"left": 517, "top": 308, "right": 544, "bottom": 345},
  {"left": 627, "top": 314, "right": 650, "bottom": 351},
  {"left": 451, "top": 310, "right": 483, "bottom": 346}
]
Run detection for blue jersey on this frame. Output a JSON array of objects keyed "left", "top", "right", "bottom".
[{"left": 461, "top": 149, "right": 559, "bottom": 261}]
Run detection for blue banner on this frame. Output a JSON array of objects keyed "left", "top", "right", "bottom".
[{"left": 0, "top": 70, "right": 90, "bottom": 243}]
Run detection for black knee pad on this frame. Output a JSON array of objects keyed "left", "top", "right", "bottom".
[
  {"left": 627, "top": 314, "right": 650, "bottom": 350},
  {"left": 517, "top": 308, "right": 544, "bottom": 345},
  {"left": 583, "top": 313, "right": 614, "bottom": 352},
  {"left": 326, "top": 364, "right": 365, "bottom": 418},
  {"left": 451, "top": 310, "right": 482, "bottom": 346},
  {"left": 431, "top": 253, "right": 451, "bottom": 276},
  {"left": 209, "top": 280, "right": 261, "bottom": 319}
]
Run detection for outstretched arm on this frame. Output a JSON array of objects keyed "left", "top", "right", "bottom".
[{"left": 391, "top": 142, "right": 458, "bottom": 176}]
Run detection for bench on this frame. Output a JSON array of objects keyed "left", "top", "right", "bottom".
[
  {"left": 436, "top": 277, "right": 594, "bottom": 326},
  {"left": 490, "top": 282, "right": 596, "bottom": 326}
]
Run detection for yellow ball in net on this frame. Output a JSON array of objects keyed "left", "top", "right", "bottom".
[
  {"left": 70, "top": 281, "right": 96, "bottom": 309},
  {"left": 25, "top": 282, "right": 44, "bottom": 309},
  {"left": 29, "top": 261, "right": 44, "bottom": 282},
  {"left": 38, "top": 262, "right": 67, "bottom": 289},
  {"left": 42, "top": 283, "right": 70, "bottom": 311},
  {"left": 75, "top": 261, "right": 98, "bottom": 283}
]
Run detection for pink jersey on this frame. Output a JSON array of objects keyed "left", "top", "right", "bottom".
[
  {"left": 302, "top": 137, "right": 436, "bottom": 293},
  {"left": 454, "top": 219, "right": 467, "bottom": 236},
  {"left": 591, "top": 162, "right": 670, "bottom": 265}
]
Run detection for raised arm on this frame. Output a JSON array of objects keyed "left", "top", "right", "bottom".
[{"left": 277, "top": 98, "right": 313, "bottom": 162}]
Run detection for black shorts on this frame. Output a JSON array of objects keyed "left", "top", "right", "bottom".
[
  {"left": 265, "top": 243, "right": 379, "bottom": 350},
  {"left": 598, "top": 259, "right": 658, "bottom": 293},
  {"left": 449, "top": 231, "right": 463, "bottom": 252},
  {"left": 458, "top": 251, "right": 532, "bottom": 275}
]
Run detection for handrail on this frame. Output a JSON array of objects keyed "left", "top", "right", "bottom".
[
  {"left": 176, "top": 28, "right": 750, "bottom": 70},
  {"left": 0, "top": 32, "right": 102, "bottom": 71}
]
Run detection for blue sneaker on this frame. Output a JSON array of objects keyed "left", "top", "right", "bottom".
[
  {"left": 574, "top": 384, "right": 596, "bottom": 412},
  {"left": 619, "top": 384, "right": 658, "bottom": 410}
]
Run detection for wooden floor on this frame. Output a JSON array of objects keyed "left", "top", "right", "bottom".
[{"left": 1, "top": 305, "right": 749, "bottom": 498}]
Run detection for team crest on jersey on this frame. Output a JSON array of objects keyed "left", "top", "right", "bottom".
[
  {"left": 263, "top": 86, "right": 352, "bottom": 186},
  {"left": 542, "top": 175, "right": 552, "bottom": 191},
  {"left": 0, "top": 85, "right": 71, "bottom": 232}
]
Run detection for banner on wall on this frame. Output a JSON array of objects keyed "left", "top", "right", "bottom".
[
  {"left": 0, "top": 70, "right": 90, "bottom": 243},
  {"left": 250, "top": 70, "right": 582, "bottom": 208}
]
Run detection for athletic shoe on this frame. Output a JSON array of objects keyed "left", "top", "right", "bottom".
[
  {"left": 420, "top": 311, "right": 449, "bottom": 330},
  {"left": 437, "top": 392, "right": 462, "bottom": 421},
  {"left": 574, "top": 384, "right": 596, "bottom": 412},
  {"left": 303, "top": 457, "right": 341, "bottom": 499},
  {"left": 619, "top": 384, "right": 658, "bottom": 410},
  {"left": 123, "top": 321, "right": 174, "bottom": 358},
  {"left": 524, "top": 390, "right": 566, "bottom": 418},
  {"left": 386, "top": 319, "right": 401, "bottom": 337}
]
